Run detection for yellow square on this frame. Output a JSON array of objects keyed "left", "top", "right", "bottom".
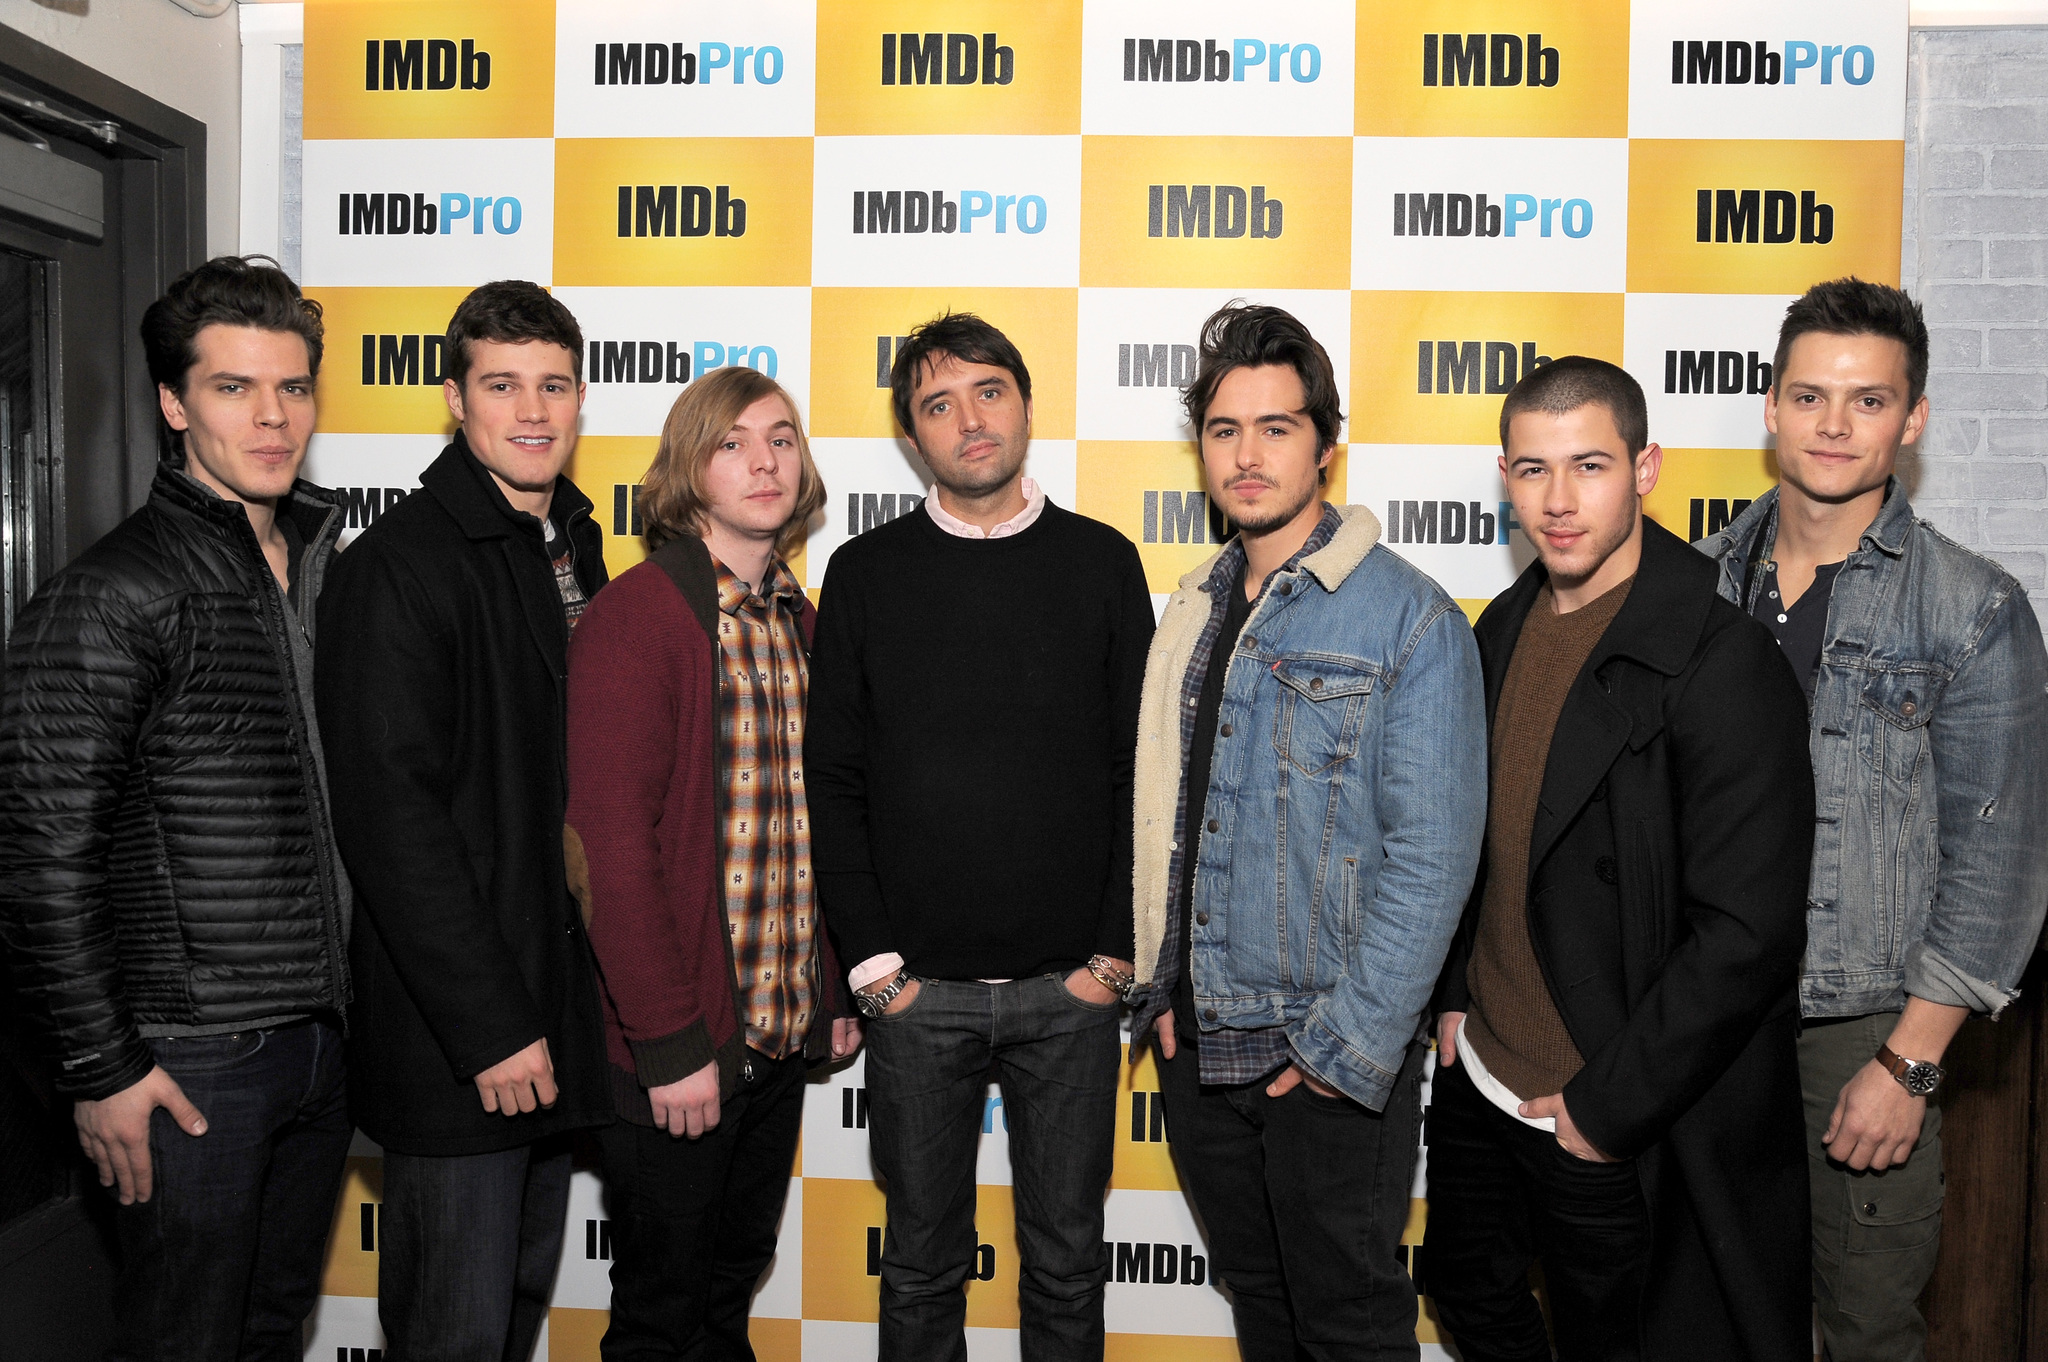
[
  {"left": 554, "top": 139, "right": 813, "bottom": 287},
  {"left": 544, "top": 1307, "right": 610, "bottom": 1361},
  {"left": 304, "top": 0, "right": 554, "bottom": 141},
  {"left": 1643, "top": 447, "right": 1781, "bottom": 543},
  {"left": 1080, "top": 138, "right": 1351, "bottom": 291},
  {"left": 799, "top": 1176, "right": 1022, "bottom": 1328},
  {"left": 1111, "top": 1041, "right": 1179, "bottom": 1192},
  {"left": 1357, "top": 2, "right": 1630, "bottom": 139},
  {"left": 1075, "top": 441, "right": 1348, "bottom": 595},
  {"left": 817, "top": 2, "right": 1082, "bottom": 136},
  {"left": 306, "top": 286, "right": 472, "bottom": 436},
  {"left": 1626, "top": 140, "right": 1903, "bottom": 295},
  {"left": 564, "top": 435, "right": 660, "bottom": 577},
  {"left": 1351, "top": 291, "right": 1625, "bottom": 447},
  {"left": 809, "top": 288, "right": 1077, "bottom": 440},
  {"left": 317, "top": 1155, "right": 383, "bottom": 1298}
]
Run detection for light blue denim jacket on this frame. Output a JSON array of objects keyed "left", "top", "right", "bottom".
[
  {"left": 1132, "top": 505, "right": 1487, "bottom": 1108},
  {"left": 1697, "top": 481, "right": 2048, "bottom": 1019}
]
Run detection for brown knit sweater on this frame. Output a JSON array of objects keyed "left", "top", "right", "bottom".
[{"left": 1463, "top": 576, "right": 1634, "bottom": 1101}]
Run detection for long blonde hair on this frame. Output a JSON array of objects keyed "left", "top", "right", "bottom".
[{"left": 638, "top": 366, "right": 825, "bottom": 559}]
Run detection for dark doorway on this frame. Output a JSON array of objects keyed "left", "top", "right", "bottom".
[{"left": 0, "top": 23, "right": 206, "bottom": 1356}]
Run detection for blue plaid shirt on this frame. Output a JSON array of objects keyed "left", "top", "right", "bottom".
[{"left": 1136, "top": 506, "right": 1342, "bottom": 1085}]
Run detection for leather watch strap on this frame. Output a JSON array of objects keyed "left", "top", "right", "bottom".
[{"left": 1875, "top": 1042, "right": 1911, "bottom": 1082}]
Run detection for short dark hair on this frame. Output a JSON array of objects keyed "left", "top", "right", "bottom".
[
  {"left": 1498, "top": 356, "right": 1649, "bottom": 457},
  {"left": 1774, "top": 277, "right": 1929, "bottom": 405},
  {"left": 1183, "top": 303, "right": 1345, "bottom": 471},
  {"left": 141, "top": 254, "right": 323, "bottom": 397},
  {"left": 445, "top": 280, "right": 584, "bottom": 389},
  {"left": 888, "top": 311, "right": 1032, "bottom": 440}
]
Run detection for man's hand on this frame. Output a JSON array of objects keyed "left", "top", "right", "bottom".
[
  {"left": 649, "top": 1060, "right": 722, "bottom": 1139},
  {"left": 1266, "top": 1063, "right": 1343, "bottom": 1101},
  {"left": 74, "top": 1066, "right": 207, "bottom": 1206},
  {"left": 1825, "top": 1060, "right": 1928, "bottom": 1171},
  {"left": 1154, "top": 1011, "right": 1178, "bottom": 1061},
  {"left": 1437, "top": 1011, "right": 1465, "bottom": 1067},
  {"left": 1519, "top": 1093, "right": 1617, "bottom": 1162},
  {"left": 474, "top": 1038, "right": 557, "bottom": 1116},
  {"left": 1063, "top": 961, "right": 1127, "bottom": 1006},
  {"left": 830, "top": 1017, "right": 863, "bottom": 1059}
]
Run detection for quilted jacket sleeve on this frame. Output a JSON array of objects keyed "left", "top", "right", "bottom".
[{"left": 0, "top": 566, "right": 166, "bottom": 1100}]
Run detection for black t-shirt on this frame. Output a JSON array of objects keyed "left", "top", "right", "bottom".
[
  {"left": 1173, "top": 560, "right": 1254, "bottom": 1041},
  {"left": 1753, "top": 558, "right": 1843, "bottom": 704}
]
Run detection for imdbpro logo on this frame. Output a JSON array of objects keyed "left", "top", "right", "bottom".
[
  {"left": 1392, "top": 191, "right": 1590, "bottom": 239},
  {"left": 1670, "top": 40, "right": 1875, "bottom": 86},
  {"left": 1120, "top": 37, "right": 1323, "bottom": 84},
  {"left": 334, "top": 191, "right": 522, "bottom": 235},
  {"left": 591, "top": 41, "right": 785, "bottom": 86},
  {"left": 850, "top": 189, "right": 1047, "bottom": 234}
]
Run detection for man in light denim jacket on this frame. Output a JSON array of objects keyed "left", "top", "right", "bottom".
[
  {"left": 1697, "top": 277, "right": 2048, "bottom": 1362},
  {"left": 1129, "top": 302, "right": 1486, "bottom": 1360}
]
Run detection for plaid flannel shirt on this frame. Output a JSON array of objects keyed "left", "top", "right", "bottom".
[
  {"left": 1135, "top": 505, "right": 1342, "bottom": 1084},
  {"left": 715, "top": 559, "right": 820, "bottom": 1059}
]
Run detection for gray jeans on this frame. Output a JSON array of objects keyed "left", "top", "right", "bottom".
[{"left": 1801, "top": 1013, "right": 1945, "bottom": 1362}]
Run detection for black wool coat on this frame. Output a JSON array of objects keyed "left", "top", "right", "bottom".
[
  {"left": 316, "top": 436, "right": 611, "bottom": 1155},
  {"left": 1438, "top": 518, "right": 1815, "bottom": 1361}
]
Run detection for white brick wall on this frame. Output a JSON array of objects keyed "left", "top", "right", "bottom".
[{"left": 1903, "top": 26, "right": 2048, "bottom": 626}]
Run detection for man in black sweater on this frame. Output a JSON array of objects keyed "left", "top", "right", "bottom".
[{"left": 808, "top": 312, "right": 1154, "bottom": 1360}]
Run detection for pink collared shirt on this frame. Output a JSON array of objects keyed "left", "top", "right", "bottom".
[
  {"left": 923, "top": 477, "right": 1045, "bottom": 540},
  {"left": 849, "top": 478, "right": 1044, "bottom": 994}
]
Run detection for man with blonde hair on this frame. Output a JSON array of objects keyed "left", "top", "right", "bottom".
[{"left": 567, "top": 365, "right": 860, "bottom": 1359}]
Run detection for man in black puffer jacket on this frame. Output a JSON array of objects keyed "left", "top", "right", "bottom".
[{"left": 0, "top": 257, "right": 353, "bottom": 1361}]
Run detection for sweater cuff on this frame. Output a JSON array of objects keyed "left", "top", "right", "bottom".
[{"left": 629, "top": 1021, "right": 719, "bottom": 1089}]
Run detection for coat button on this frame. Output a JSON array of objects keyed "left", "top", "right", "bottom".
[
  {"left": 1309, "top": 677, "right": 1324, "bottom": 692},
  {"left": 1219, "top": 723, "right": 1233, "bottom": 737},
  {"left": 1207, "top": 819, "right": 1220, "bottom": 833},
  {"left": 1591, "top": 779, "right": 1607, "bottom": 802},
  {"left": 1595, "top": 856, "right": 1619, "bottom": 885},
  {"left": 1863, "top": 1201, "right": 1878, "bottom": 1216},
  {"left": 1243, "top": 636, "right": 1256, "bottom": 649},
  {"left": 1204, "top": 1008, "right": 1218, "bottom": 1022},
  {"left": 1901, "top": 701, "right": 1917, "bottom": 717},
  {"left": 1279, "top": 582, "right": 1292, "bottom": 595},
  {"left": 1196, "top": 913, "right": 1209, "bottom": 926}
]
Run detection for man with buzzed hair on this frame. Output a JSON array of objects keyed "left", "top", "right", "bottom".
[{"left": 1430, "top": 357, "right": 1814, "bottom": 1360}]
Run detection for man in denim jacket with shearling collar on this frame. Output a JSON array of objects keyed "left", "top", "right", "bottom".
[{"left": 1697, "top": 277, "right": 2048, "bottom": 1362}]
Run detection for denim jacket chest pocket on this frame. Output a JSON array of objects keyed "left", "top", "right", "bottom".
[
  {"left": 1268, "top": 655, "right": 1377, "bottom": 777},
  {"left": 1857, "top": 666, "right": 1945, "bottom": 785}
]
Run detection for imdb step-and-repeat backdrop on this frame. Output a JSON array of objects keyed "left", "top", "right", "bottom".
[{"left": 297, "top": 3, "right": 1906, "bottom": 1358}]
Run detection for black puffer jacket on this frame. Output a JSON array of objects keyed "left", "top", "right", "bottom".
[{"left": 0, "top": 466, "right": 351, "bottom": 1101}]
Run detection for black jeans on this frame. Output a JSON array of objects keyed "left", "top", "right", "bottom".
[
  {"left": 596, "top": 1048, "right": 807, "bottom": 1360},
  {"left": 111, "top": 1016, "right": 352, "bottom": 1362},
  {"left": 1424, "top": 1057, "right": 1652, "bottom": 1362},
  {"left": 378, "top": 1134, "right": 575, "bottom": 1362},
  {"left": 1156, "top": 1031, "right": 1427, "bottom": 1362},
  {"left": 864, "top": 973, "right": 1120, "bottom": 1362}
]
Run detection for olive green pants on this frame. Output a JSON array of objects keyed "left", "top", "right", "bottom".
[{"left": 1801, "top": 1013, "right": 1945, "bottom": 1362}]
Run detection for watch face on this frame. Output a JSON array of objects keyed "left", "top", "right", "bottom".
[{"left": 1903, "top": 1062, "right": 1942, "bottom": 1097}]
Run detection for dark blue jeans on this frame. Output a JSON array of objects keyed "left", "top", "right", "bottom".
[
  {"left": 864, "top": 973, "right": 1120, "bottom": 1362},
  {"left": 377, "top": 1135, "right": 575, "bottom": 1362},
  {"left": 596, "top": 1049, "right": 807, "bottom": 1360},
  {"left": 1155, "top": 1032, "right": 1427, "bottom": 1362},
  {"left": 112, "top": 1016, "right": 352, "bottom": 1362}
]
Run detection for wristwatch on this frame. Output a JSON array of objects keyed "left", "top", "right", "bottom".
[
  {"left": 1876, "top": 1043, "right": 1945, "bottom": 1098},
  {"left": 854, "top": 969, "right": 914, "bottom": 1019}
]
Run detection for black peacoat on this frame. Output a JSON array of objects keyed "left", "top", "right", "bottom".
[
  {"left": 316, "top": 435, "right": 612, "bottom": 1156},
  {"left": 1438, "top": 517, "right": 1816, "bottom": 1360}
]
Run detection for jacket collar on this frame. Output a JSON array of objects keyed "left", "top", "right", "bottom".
[
  {"left": 1482, "top": 513, "right": 1716, "bottom": 685},
  {"left": 1716, "top": 475, "right": 1912, "bottom": 568},
  {"left": 1174, "top": 502, "right": 1385, "bottom": 595},
  {"left": 151, "top": 463, "right": 343, "bottom": 550},
  {"left": 419, "top": 430, "right": 597, "bottom": 542}
]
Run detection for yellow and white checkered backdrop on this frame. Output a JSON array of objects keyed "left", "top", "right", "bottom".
[{"left": 295, "top": 2, "right": 1906, "bottom": 1357}]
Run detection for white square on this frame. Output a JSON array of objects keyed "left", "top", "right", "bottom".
[
  {"left": 554, "top": 0, "right": 818, "bottom": 139},
  {"left": 1624, "top": 293, "right": 1797, "bottom": 451},
  {"left": 302, "top": 140, "right": 556, "bottom": 287},
  {"left": 1080, "top": 1, "right": 1356, "bottom": 136}
]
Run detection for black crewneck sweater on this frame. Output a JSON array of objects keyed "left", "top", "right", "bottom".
[{"left": 806, "top": 500, "right": 1154, "bottom": 980}]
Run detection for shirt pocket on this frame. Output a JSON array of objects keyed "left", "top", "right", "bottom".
[
  {"left": 1857, "top": 667, "right": 1941, "bottom": 782},
  {"left": 1269, "top": 655, "right": 1376, "bottom": 778}
]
